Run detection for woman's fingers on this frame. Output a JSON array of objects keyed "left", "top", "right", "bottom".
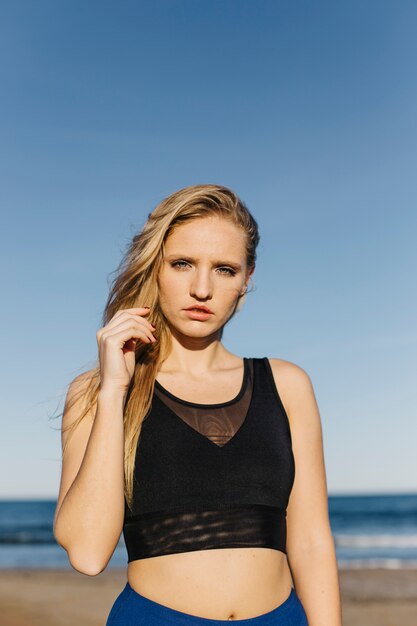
[
  {"left": 110, "top": 307, "right": 152, "bottom": 327},
  {"left": 96, "top": 308, "right": 158, "bottom": 392},
  {"left": 99, "top": 319, "right": 156, "bottom": 344},
  {"left": 97, "top": 309, "right": 156, "bottom": 340},
  {"left": 123, "top": 311, "right": 156, "bottom": 332}
]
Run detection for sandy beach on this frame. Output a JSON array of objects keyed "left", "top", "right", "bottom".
[{"left": 0, "top": 567, "right": 416, "bottom": 625}]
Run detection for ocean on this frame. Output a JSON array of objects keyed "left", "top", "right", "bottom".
[{"left": 1, "top": 494, "right": 416, "bottom": 569}]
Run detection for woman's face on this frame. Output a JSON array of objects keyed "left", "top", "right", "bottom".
[{"left": 158, "top": 215, "right": 253, "bottom": 339}]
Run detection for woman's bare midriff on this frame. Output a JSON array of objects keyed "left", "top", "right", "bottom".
[{"left": 127, "top": 547, "right": 294, "bottom": 621}]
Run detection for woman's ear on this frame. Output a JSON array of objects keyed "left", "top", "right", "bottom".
[
  {"left": 241, "top": 268, "right": 255, "bottom": 295},
  {"left": 236, "top": 269, "right": 255, "bottom": 312}
]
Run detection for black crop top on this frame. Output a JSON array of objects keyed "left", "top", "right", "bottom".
[{"left": 122, "top": 357, "right": 295, "bottom": 562}]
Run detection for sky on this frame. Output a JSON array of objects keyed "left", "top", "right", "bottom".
[{"left": 1, "top": 0, "right": 416, "bottom": 498}]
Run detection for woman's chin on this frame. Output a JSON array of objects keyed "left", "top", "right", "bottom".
[{"left": 171, "top": 323, "right": 222, "bottom": 341}]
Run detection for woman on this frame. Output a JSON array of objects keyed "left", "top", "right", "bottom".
[{"left": 53, "top": 184, "right": 342, "bottom": 625}]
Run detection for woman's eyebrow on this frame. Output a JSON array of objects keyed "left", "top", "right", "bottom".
[{"left": 165, "top": 254, "right": 242, "bottom": 270}]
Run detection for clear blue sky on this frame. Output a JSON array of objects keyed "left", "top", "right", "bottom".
[{"left": 1, "top": 1, "right": 416, "bottom": 498}]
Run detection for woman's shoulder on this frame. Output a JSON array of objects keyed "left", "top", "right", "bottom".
[
  {"left": 64, "top": 368, "right": 98, "bottom": 413},
  {"left": 68, "top": 368, "right": 98, "bottom": 393},
  {"left": 264, "top": 356, "right": 310, "bottom": 381},
  {"left": 262, "top": 357, "right": 315, "bottom": 419}
]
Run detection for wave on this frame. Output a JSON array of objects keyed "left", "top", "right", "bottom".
[
  {"left": 335, "top": 533, "right": 417, "bottom": 548},
  {"left": 338, "top": 558, "right": 417, "bottom": 569}
]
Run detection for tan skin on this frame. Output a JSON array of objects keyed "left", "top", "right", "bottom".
[{"left": 55, "top": 215, "right": 341, "bottom": 623}]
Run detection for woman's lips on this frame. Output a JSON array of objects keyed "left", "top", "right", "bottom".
[{"left": 183, "top": 308, "right": 214, "bottom": 321}]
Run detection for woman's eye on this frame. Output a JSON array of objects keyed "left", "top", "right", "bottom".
[
  {"left": 217, "top": 267, "right": 236, "bottom": 276},
  {"left": 171, "top": 261, "right": 189, "bottom": 269}
]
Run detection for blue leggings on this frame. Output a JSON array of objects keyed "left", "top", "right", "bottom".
[{"left": 106, "top": 582, "right": 309, "bottom": 625}]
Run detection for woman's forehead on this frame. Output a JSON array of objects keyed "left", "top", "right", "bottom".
[{"left": 166, "top": 216, "right": 245, "bottom": 245}]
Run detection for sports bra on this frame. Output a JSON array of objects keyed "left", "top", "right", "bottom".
[{"left": 122, "top": 357, "right": 295, "bottom": 562}]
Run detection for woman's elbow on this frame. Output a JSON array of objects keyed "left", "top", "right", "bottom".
[{"left": 67, "top": 548, "right": 108, "bottom": 576}]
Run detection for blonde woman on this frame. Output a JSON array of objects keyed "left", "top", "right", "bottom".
[{"left": 53, "top": 184, "right": 342, "bottom": 625}]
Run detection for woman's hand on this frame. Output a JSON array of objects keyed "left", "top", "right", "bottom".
[{"left": 96, "top": 307, "right": 156, "bottom": 394}]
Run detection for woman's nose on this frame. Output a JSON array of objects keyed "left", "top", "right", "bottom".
[{"left": 190, "top": 270, "right": 213, "bottom": 299}]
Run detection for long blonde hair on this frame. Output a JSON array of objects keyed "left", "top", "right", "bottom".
[{"left": 62, "top": 183, "right": 260, "bottom": 510}]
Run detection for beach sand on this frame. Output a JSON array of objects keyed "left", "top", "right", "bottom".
[{"left": 0, "top": 567, "right": 416, "bottom": 626}]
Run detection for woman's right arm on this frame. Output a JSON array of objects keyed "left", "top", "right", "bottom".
[
  {"left": 53, "top": 380, "right": 126, "bottom": 576},
  {"left": 53, "top": 307, "right": 156, "bottom": 576}
]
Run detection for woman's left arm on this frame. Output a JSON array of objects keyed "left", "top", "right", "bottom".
[{"left": 269, "top": 359, "right": 343, "bottom": 626}]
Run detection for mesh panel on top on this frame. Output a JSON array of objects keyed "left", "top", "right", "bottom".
[
  {"left": 153, "top": 358, "right": 254, "bottom": 447},
  {"left": 123, "top": 504, "right": 287, "bottom": 561}
]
